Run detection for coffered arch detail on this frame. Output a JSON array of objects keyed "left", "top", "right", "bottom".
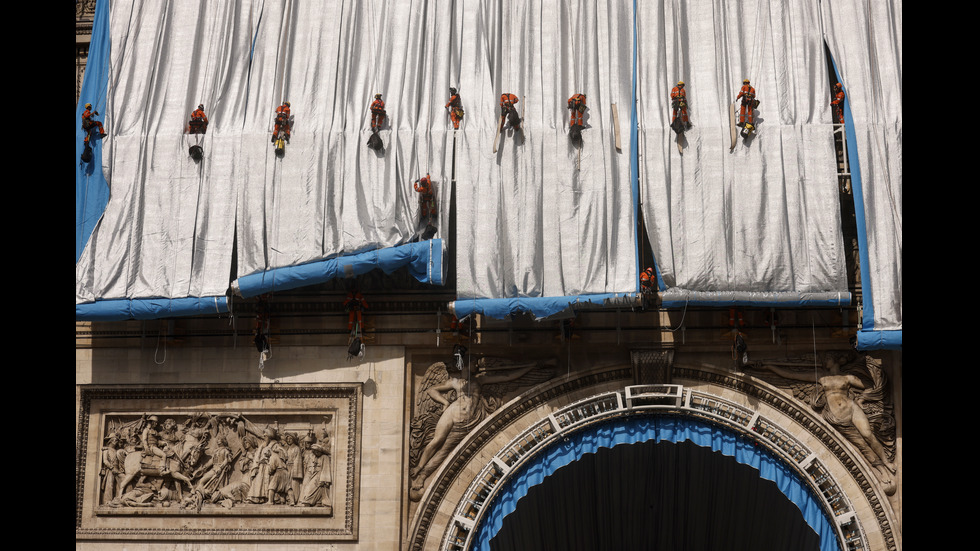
[{"left": 408, "top": 364, "right": 897, "bottom": 551}]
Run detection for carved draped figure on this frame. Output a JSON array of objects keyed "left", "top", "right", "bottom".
[
  {"left": 299, "top": 452, "right": 332, "bottom": 506},
  {"left": 247, "top": 440, "right": 289, "bottom": 501},
  {"left": 101, "top": 447, "right": 124, "bottom": 503},
  {"left": 197, "top": 445, "right": 234, "bottom": 495},
  {"left": 286, "top": 444, "right": 304, "bottom": 480}
]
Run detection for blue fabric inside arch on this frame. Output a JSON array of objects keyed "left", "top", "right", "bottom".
[{"left": 474, "top": 415, "right": 839, "bottom": 551}]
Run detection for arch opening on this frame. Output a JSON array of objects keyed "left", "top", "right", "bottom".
[{"left": 473, "top": 415, "right": 839, "bottom": 551}]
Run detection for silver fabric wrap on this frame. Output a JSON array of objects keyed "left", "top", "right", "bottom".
[
  {"left": 454, "top": 0, "right": 637, "bottom": 299},
  {"left": 76, "top": 0, "right": 885, "bottom": 314},
  {"left": 637, "top": 0, "right": 849, "bottom": 301},
  {"left": 76, "top": 0, "right": 450, "bottom": 303},
  {"left": 822, "top": 0, "right": 902, "bottom": 331}
]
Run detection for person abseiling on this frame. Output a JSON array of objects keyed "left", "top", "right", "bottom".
[
  {"left": 82, "top": 102, "right": 106, "bottom": 144},
  {"left": 446, "top": 88, "right": 464, "bottom": 129},
  {"left": 670, "top": 81, "right": 691, "bottom": 131},
  {"left": 273, "top": 101, "right": 291, "bottom": 143},
  {"left": 500, "top": 93, "right": 521, "bottom": 130},
  {"left": 370, "top": 94, "right": 386, "bottom": 132},
  {"left": 188, "top": 104, "right": 208, "bottom": 134},
  {"left": 831, "top": 82, "right": 845, "bottom": 124},
  {"left": 567, "top": 93, "right": 587, "bottom": 128},
  {"left": 414, "top": 174, "right": 436, "bottom": 224},
  {"left": 736, "top": 79, "right": 756, "bottom": 127}
]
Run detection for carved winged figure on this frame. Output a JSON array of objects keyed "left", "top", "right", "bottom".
[{"left": 409, "top": 356, "right": 554, "bottom": 501}]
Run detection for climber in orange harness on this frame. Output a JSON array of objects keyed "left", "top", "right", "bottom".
[
  {"left": 640, "top": 267, "right": 655, "bottom": 292},
  {"left": 252, "top": 294, "right": 272, "bottom": 368},
  {"left": 188, "top": 104, "right": 208, "bottom": 134},
  {"left": 728, "top": 307, "right": 749, "bottom": 366},
  {"left": 344, "top": 288, "right": 369, "bottom": 333},
  {"left": 81, "top": 103, "right": 106, "bottom": 144},
  {"left": 446, "top": 88, "right": 464, "bottom": 130},
  {"left": 414, "top": 174, "right": 437, "bottom": 225},
  {"left": 370, "top": 94, "right": 386, "bottom": 132},
  {"left": 670, "top": 81, "right": 691, "bottom": 131},
  {"left": 567, "top": 93, "right": 587, "bottom": 143},
  {"left": 736, "top": 79, "right": 757, "bottom": 127},
  {"left": 500, "top": 93, "right": 521, "bottom": 131},
  {"left": 831, "top": 82, "right": 845, "bottom": 124},
  {"left": 273, "top": 101, "right": 291, "bottom": 143},
  {"left": 567, "top": 93, "right": 587, "bottom": 128}
]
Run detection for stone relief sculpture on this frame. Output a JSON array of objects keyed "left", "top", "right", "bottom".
[
  {"left": 299, "top": 443, "right": 333, "bottom": 511},
  {"left": 750, "top": 353, "right": 898, "bottom": 495},
  {"left": 99, "top": 412, "right": 335, "bottom": 513},
  {"left": 100, "top": 433, "right": 124, "bottom": 504},
  {"left": 409, "top": 352, "right": 555, "bottom": 501},
  {"left": 283, "top": 432, "right": 305, "bottom": 506}
]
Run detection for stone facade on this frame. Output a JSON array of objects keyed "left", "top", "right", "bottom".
[
  {"left": 75, "top": 6, "right": 899, "bottom": 546},
  {"left": 76, "top": 305, "right": 902, "bottom": 550}
]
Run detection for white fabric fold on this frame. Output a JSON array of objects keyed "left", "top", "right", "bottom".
[
  {"left": 636, "top": 0, "right": 849, "bottom": 298},
  {"left": 822, "top": 0, "right": 902, "bottom": 331}
]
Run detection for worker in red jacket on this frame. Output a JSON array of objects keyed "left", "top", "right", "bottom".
[
  {"left": 670, "top": 81, "right": 690, "bottom": 129},
  {"left": 81, "top": 102, "right": 106, "bottom": 144},
  {"left": 831, "top": 82, "right": 845, "bottom": 124},
  {"left": 500, "top": 93, "right": 521, "bottom": 130},
  {"left": 414, "top": 174, "right": 436, "bottom": 222},
  {"left": 446, "top": 88, "right": 464, "bottom": 130},
  {"left": 273, "top": 101, "right": 291, "bottom": 142},
  {"left": 567, "top": 93, "right": 587, "bottom": 127},
  {"left": 370, "top": 94, "right": 386, "bottom": 132},
  {"left": 500, "top": 93, "right": 518, "bottom": 113},
  {"left": 188, "top": 104, "right": 208, "bottom": 134},
  {"left": 344, "top": 289, "right": 369, "bottom": 332},
  {"left": 736, "top": 79, "right": 756, "bottom": 127},
  {"left": 640, "top": 267, "right": 655, "bottom": 292}
]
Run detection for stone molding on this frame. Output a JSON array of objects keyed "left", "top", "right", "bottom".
[
  {"left": 408, "top": 366, "right": 631, "bottom": 550},
  {"left": 674, "top": 364, "right": 898, "bottom": 551},
  {"left": 409, "top": 362, "right": 898, "bottom": 551}
]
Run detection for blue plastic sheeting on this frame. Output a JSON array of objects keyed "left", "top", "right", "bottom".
[
  {"left": 75, "top": 0, "right": 111, "bottom": 262},
  {"left": 832, "top": 60, "right": 901, "bottom": 351},
  {"left": 76, "top": 296, "right": 228, "bottom": 321},
  {"left": 837, "top": 71, "right": 874, "bottom": 331},
  {"left": 451, "top": 292, "right": 640, "bottom": 321},
  {"left": 473, "top": 415, "right": 838, "bottom": 551},
  {"left": 857, "top": 330, "right": 902, "bottom": 351},
  {"left": 629, "top": 0, "right": 649, "bottom": 294},
  {"left": 234, "top": 239, "right": 443, "bottom": 299},
  {"left": 661, "top": 290, "right": 851, "bottom": 308}
]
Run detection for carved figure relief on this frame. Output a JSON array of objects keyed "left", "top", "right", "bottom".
[
  {"left": 409, "top": 351, "right": 554, "bottom": 501},
  {"left": 750, "top": 353, "right": 898, "bottom": 494},
  {"left": 99, "top": 413, "right": 335, "bottom": 513}
]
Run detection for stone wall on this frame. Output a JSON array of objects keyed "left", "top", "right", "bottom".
[
  {"left": 76, "top": 345, "right": 407, "bottom": 550},
  {"left": 76, "top": 314, "right": 901, "bottom": 550}
]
